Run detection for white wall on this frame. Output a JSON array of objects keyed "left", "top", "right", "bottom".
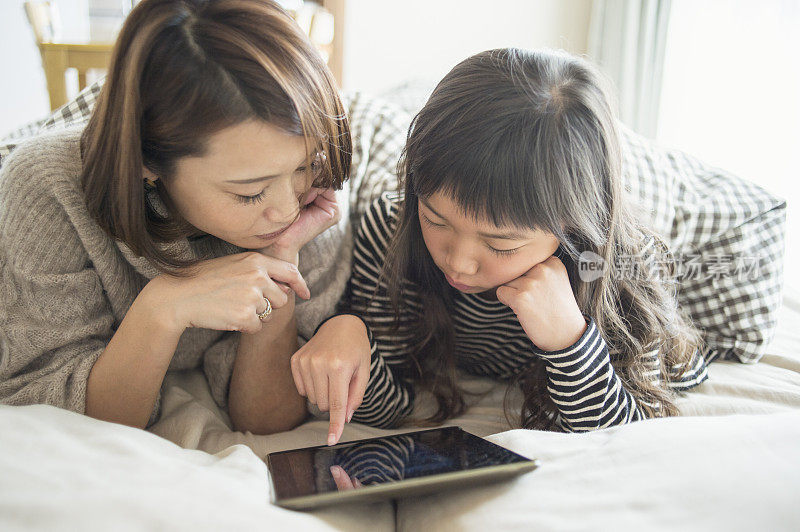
[
  {"left": 340, "top": 0, "right": 592, "bottom": 93},
  {"left": 0, "top": 0, "right": 91, "bottom": 136},
  {"left": 0, "top": 1, "right": 51, "bottom": 135}
]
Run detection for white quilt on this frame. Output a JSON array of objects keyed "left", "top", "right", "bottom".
[{"left": 2, "top": 302, "right": 800, "bottom": 531}]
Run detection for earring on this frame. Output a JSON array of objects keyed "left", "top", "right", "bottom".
[{"left": 144, "top": 177, "right": 157, "bottom": 190}]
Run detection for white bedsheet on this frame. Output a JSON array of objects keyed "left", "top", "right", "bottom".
[
  {"left": 2, "top": 302, "right": 800, "bottom": 531},
  {"left": 0, "top": 405, "right": 393, "bottom": 532}
]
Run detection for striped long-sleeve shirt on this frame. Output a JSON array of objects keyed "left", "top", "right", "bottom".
[{"left": 334, "top": 193, "right": 709, "bottom": 432}]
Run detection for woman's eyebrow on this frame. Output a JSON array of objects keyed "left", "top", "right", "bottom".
[
  {"left": 420, "top": 197, "right": 529, "bottom": 240},
  {"left": 225, "top": 174, "right": 281, "bottom": 185},
  {"left": 225, "top": 154, "right": 309, "bottom": 184}
]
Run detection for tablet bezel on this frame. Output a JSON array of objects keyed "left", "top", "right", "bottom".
[{"left": 266, "top": 426, "right": 538, "bottom": 510}]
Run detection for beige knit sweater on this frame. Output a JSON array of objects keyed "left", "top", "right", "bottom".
[{"left": 0, "top": 96, "right": 407, "bottom": 424}]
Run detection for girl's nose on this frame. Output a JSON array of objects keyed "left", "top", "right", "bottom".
[{"left": 445, "top": 240, "right": 479, "bottom": 277}]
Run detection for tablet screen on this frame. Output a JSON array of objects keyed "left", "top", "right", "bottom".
[{"left": 267, "top": 426, "right": 535, "bottom": 506}]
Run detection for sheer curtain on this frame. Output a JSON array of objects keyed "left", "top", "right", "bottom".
[{"left": 587, "top": 0, "right": 671, "bottom": 139}]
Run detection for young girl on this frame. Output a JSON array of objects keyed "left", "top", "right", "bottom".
[{"left": 292, "top": 48, "right": 711, "bottom": 445}]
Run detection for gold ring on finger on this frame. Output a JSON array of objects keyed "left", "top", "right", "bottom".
[{"left": 257, "top": 297, "right": 272, "bottom": 320}]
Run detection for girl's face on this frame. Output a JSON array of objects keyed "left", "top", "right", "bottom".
[
  {"left": 418, "top": 193, "right": 560, "bottom": 296},
  {"left": 159, "top": 119, "right": 319, "bottom": 249}
]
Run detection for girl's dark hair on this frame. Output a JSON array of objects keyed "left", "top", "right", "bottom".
[
  {"left": 382, "top": 48, "right": 702, "bottom": 430},
  {"left": 81, "top": 0, "right": 351, "bottom": 272}
]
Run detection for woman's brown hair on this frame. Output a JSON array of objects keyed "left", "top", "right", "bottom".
[
  {"left": 381, "top": 48, "right": 702, "bottom": 430},
  {"left": 81, "top": 0, "right": 351, "bottom": 271}
]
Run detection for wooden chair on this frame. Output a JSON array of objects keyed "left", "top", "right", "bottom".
[{"left": 24, "top": 1, "right": 114, "bottom": 111}]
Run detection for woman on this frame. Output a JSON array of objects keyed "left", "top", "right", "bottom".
[{"left": 0, "top": 0, "right": 365, "bottom": 434}]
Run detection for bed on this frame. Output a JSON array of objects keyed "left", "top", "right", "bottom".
[
  {"left": 1, "top": 298, "right": 799, "bottom": 531},
  {"left": 1, "top": 85, "right": 799, "bottom": 531}
]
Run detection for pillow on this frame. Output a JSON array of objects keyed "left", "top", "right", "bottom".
[
  {"left": 620, "top": 126, "right": 786, "bottom": 362},
  {"left": 0, "top": 82, "right": 101, "bottom": 165}
]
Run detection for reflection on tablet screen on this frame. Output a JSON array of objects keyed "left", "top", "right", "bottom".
[{"left": 269, "top": 426, "right": 532, "bottom": 500}]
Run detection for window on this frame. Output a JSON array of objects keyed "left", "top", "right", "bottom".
[{"left": 657, "top": 0, "right": 800, "bottom": 292}]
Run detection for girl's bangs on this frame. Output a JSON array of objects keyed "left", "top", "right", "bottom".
[{"left": 409, "top": 118, "right": 566, "bottom": 239}]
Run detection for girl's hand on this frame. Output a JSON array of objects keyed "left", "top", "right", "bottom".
[
  {"left": 290, "top": 314, "right": 372, "bottom": 446},
  {"left": 495, "top": 255, "right": 588, "bottom": 352},
  {"left": 268, "top": 188, "right": 341, "bottom": 258},
  {"left": 145, "top": 252, "right": 311, "bottom": 335}
]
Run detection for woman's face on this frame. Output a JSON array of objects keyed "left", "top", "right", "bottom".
[
  {"left": 159, "top": 119, "right": 319, "bottom": 249},
  {"left": 418, "top": 193, "right": 560, "bottom": 296}
]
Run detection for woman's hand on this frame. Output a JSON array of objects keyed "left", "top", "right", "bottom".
[
  {"left": 496, "top": 255, "right": 588, "bottom": 352},
  {"left": 144, "top": 252, "right": 311, "bottom": 335},
  {"left": 290, "top": 314, "right": 372, "bottom": 446},
  {"left": 267, "top": 187, "right": 341, "bottom": 259}
]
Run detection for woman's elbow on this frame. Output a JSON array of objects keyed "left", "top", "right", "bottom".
[{"left": 230, "top": 403, "right": 309, "bottom": 435}]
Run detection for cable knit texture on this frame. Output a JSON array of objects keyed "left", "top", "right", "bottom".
[{"left": 0, "top": 94, "right": 409, "bottom": 425}]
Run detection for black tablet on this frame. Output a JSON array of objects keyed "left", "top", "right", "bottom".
[{"left": 266, "top": 426, "right": 538, "bottom": 510}]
